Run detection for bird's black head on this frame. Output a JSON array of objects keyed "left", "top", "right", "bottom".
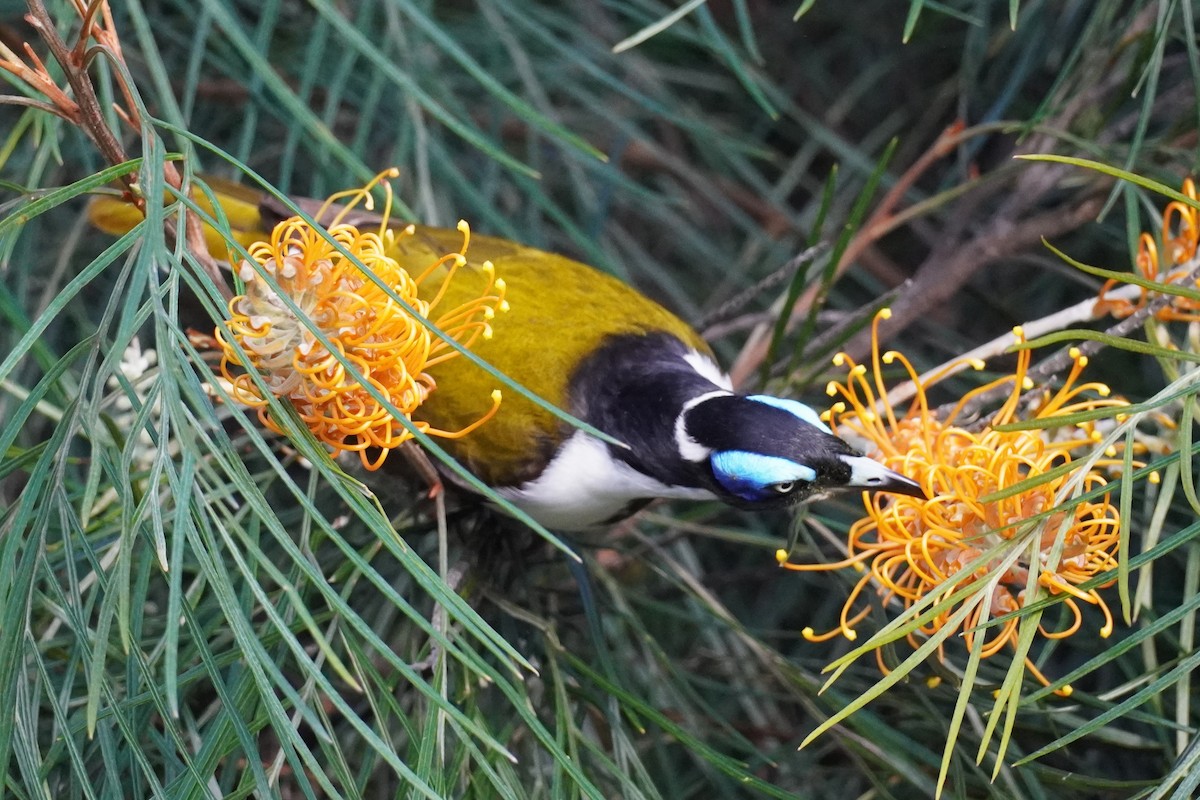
[{"left": 680, "top": 394, "right": 924, "bottom": 509}]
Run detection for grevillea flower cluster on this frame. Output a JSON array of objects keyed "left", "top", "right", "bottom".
[
  {"left": 1096, "top": 177, "right": 1200, "bottom": 321},
  {"left": 216, "top": 170, "right": 507, "bottom": 469},
  {"left": 778, "top": 310, "right": 1130, "bottom": 692}
]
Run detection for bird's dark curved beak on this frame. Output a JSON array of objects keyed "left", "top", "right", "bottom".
[{"left": 840, "top": 455, "right": 927, "bottom": 499}]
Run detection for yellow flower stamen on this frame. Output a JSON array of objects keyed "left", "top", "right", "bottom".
[
  {"left": 215, "top": 170, "right": 507, "bottom": 470},
  {"left": 778, "top": 309, "right": 1126, "bottom": 691},
  {"left": 1096, "top": 177, "right": 1200, "bottom": 320}
]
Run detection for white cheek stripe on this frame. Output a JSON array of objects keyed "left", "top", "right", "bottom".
[
  {"left": 683, "top": 349, "right": 734, "bottom": 391},
  {"left": 674, "top": 389, "right": 732, "bottom": 462}
]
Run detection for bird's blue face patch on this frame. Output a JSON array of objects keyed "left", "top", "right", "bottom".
[
  {"left": 747, "top": 395, "right": 832, "bottom": 434},
  {"left": 710, "top": 450, "right": 818, "bottom": 502}
]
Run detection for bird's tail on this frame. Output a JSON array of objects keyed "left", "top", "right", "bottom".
[{"left": 86, "top": 176, "right": 274, "bottom": 258}]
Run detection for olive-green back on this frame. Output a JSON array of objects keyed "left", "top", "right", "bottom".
[{"left": 395, "top": 226, "right": 709, "bottom": 486}]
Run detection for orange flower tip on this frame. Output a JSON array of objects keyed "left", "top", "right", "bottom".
[
  {"left": 925, "top": 676, "right": 942, "bottom": 690},
  {"left": 882, "top": 351, "right": 898, "bottom": 364},
  {"left": 879, "top": 307, "right": 893, "bottom": 320},
  {"left": 1058, "top": 685, "right": 1074, "bottom": 698},
  {"left": 832, "top": 353, "right": 847, "bottom": 366},
  {"left": 825, "top": 382, "right": 838, "bottom": 397},
  {"left": 1068, "top": 346, "right": 1082, "bottom": 360},
  {"left": 775, "top": 548, "right": 790, "bottom": 565},
  {"left": 1149, "top": 471, "right": 1161, "bottom": 484},
  {"left": 801, "top": 627, "right": 817, "bottom": 640}
]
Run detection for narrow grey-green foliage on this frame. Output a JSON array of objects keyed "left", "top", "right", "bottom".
[{"left": 2, "top": 0, "right": 1198, "bottom": 797}]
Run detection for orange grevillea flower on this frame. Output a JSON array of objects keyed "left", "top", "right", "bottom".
[
  {"left": 216, "top": 169, "right": 507, "bottom": 470},
  {"left": 777, "top": 310, "right": 1130, "bottom": 693},
  {"left": 1096, "top": 177, "right": 1200, "bottom": 321}
]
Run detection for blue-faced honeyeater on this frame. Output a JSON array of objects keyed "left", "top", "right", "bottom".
[{"left": 88, "top": 179, "right": 923, "bottom": 530}]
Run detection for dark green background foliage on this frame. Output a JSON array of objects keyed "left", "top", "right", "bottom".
[{"left": 1, "top": 0, "right": 1198, "bottom": 797}]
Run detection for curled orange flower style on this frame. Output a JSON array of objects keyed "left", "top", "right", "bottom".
[
  {"left": 1096, "top": 177, "right": 1200, "bottom": 321},
  {"left": 216, "top": 170, "right": 507, "bottom": 469},
  {"left": 778, "top": 310, "right": 1131, "bottom": 693}
]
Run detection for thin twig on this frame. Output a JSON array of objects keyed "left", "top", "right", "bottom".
[{"left": 698, "top": 242, "right": 827, "bottom": 338}]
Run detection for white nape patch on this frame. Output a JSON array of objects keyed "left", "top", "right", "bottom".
[
  {"left": 674, "top": 389, "right": 732, "bottom": 462},
  {"left": 747, "top": 395, "right": 832, "bottom": 434},
  {"left": 840, "top": 455, "right": 898, "bottom": 488},
  {"left": 500, "top": 430, "right": 714, "bottom": 530},
  {"left": 684, "top": 349, "right": 733, "bottom": 391}
]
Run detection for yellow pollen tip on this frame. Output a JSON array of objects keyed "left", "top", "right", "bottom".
[
  {"left": 843, "top": 629, "right": 857, "bottom": 641},
  {"left": 775, "top": 549, "right": 790, "bottom": 564},
  {"left": 882, "top": 351, "right": 898, "bottom": 363},
  {"left": 1100, "top": 624, "right": 1113, "bottom": 638},
  {"left": 1150, "top": 471, "right": 1161, "bottom": 484},
  {"left": 1068, "top": 347, "right": 1081, "bottom": 359},
  {"left": 1105, "top": 446, "right": 1117, "bottom": 457},
  {"left": 482, "top": 327, "right": 494, "bottom": 340},
  {"left": 1022, "top": 377, "right": 1034, "bottom": 389},
  {"left": 851, "top": 364, "right": 867, "bottom": 378},
  {"left": 801, "top": 627, "right": 817, "bottom": 640},
  {"left": 968, "top": 358, "right": 986, "bottom": 370},
  {"left": 499, "top": 300, "right": 511, "bottom": 312},
  {"left": 879, "top": 308, "right": 892, "bottom": 320},
  {"left": 832, "top": 353, "right": 846, "bottom": 366},
  {"left": 926, "top": 676, "right": 942, "bottom": 689},
  {"left": 403, "top": 223, "right": 416, "bottom": 236},
  {"left": 825, "top": 382, "right": 839, "bottom": 396},
  {"left": 1115, "top": 412, "right": 1128, "bottom": 421},
  {"left": 852, "top": 561, "right": 866, "bottom": 573},
  {"left": 454, "top": 255, "right": 467, "bottom": 268},
  {"left": 1097, "top": 385, "right": 1111, "bottom": 396},
  {"left": 1012, "top": 326, "right": 1024, "bottom": 337},
  {"left": 456, "top": 219, "right": 469, "bottom": 233},
  {"left": 1059, "top": 685, "right": 1074, "bottom": 698},
  {"left": 490, "top": 389, "right": 502, "bottom": 402},
  {"left": 495, "top": 278, "right": 507, "bottom": 291},
  {"left": 819, "top": 411, "right": 832, "bottom": 422}
]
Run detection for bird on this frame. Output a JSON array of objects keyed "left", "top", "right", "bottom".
[{"left": 88, "top": 177, "right": 924, "bottom": 531}]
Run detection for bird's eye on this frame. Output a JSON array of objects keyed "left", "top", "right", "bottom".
[{"left": 772, "top": 481, "right": 795, "bottom": 494}]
